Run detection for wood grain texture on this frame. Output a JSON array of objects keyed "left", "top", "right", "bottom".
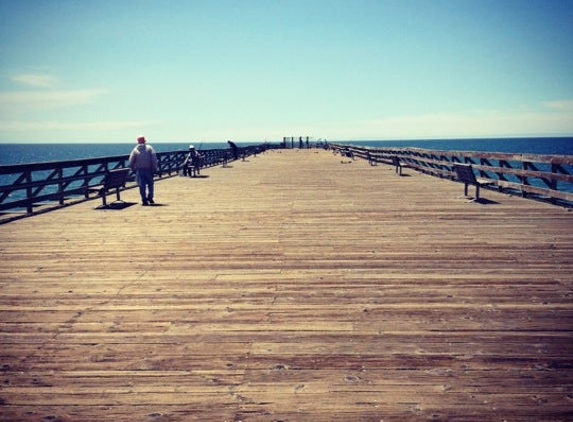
[{"left": 1, "top": 149, "right": 572, "bottom": 421}]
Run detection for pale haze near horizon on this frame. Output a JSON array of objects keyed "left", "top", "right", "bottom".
[{"left": 0, "top": 0, "right": 572, "bottom": 144}]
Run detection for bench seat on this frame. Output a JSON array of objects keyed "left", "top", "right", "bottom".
[
  {"left": 453, "top": 164, "right": 494, "bottom": 201},
  {"left": 90, "top": 168, "right": 131, "bottom": 206}
]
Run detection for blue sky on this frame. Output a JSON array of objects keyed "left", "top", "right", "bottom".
[{"left": 1, "top": 0, "right": 572, "bottom": 143}]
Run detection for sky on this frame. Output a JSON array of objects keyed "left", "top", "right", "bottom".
[{"left": 0, "top": 0, "right": 572, "bottom": 144}]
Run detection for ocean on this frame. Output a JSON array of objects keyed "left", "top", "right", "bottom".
[
  {"left": 0, "top": 142, "right": 230, "bottom": 166},
  {"left": 0, "top": 137, "right": 572, "bottom": 166}
]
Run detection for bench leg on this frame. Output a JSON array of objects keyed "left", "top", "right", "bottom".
[
  {"left": 116, "top": 188, "right": 121, "bottom": 202},
  {"left": 475, "top": 185, "right": 480, "bottom": 201},
  {"left": 464, "top": 183, "right": 469, "bottom": 197}
]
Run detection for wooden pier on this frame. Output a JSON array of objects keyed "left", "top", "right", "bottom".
[{"left": 1, "top": 149, "right": 572, "bottom": 421}]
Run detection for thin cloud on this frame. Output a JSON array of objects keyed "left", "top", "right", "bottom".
[
  {"left": 0, "top": 88, "right": 108, "bottom": 111},
  {"left": 542, "top": 100, "right": 573, "bottom": 111},
  {"left": 0, "top": 120, "right": 152, "bottom": 132},
  {"left": 340, "top": 105, "right": 573, "bottom": 139},
  {"left": 11, "top": 73, "right": 58, "bottom": 88}
]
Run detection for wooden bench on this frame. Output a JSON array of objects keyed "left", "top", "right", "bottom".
[
  {"left": 453, "top": 164, "right": 493, "bottom": 201},
  {"left": 93, "top": 168, "right": 131, "bottom": 206}
]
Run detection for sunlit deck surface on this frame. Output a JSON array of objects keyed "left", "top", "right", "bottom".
[{"left": 1, "top": 149, "right": 572, "bottom": 421}]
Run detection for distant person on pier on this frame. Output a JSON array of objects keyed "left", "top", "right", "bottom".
[
  {"left": 340, "top": 147, "right": 354, "bottom": 164},
  {"left": 129, "top": 135, "right": 158, "bottom": 205},
  {"left": 228, "top": 140, "right": 239, "bottom": 160},
  {"left": 183, "top": 145, "right": 203, "bottom": 177}
]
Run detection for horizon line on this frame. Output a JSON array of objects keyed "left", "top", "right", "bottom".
[{"left": 1, "top": 134, "right": 573, "bottom": 145}]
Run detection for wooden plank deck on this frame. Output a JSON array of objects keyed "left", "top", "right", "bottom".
[{"left": 1, "top": 149, "right": 572, "bottom": 421}]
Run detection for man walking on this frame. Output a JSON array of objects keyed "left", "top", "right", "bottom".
[{"left": 129, "top": 135, "right": 158, "bottom": 205}]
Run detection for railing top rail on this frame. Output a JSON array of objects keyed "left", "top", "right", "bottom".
[
  {"left": 0, "top": 150, "right": 191, "bottom": 174},
  {"left": 0, "top": 154, "right": 129, "bottom": 174},
  {"left": 405, "top": 147, "right": 573, "bottom": 164},
  {"left": 330, "top": 143, "right": 573, "bottom": 165}
]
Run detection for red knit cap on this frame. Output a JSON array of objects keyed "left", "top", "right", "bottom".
[{"left": 137, "top": 136, "right": 146, "bottom": 144}]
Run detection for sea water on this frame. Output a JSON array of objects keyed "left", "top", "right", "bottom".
[
  {"left": 0, "top": 142, "right": 230, "bottom": 165},
  {"left": 0, "top": 137, "right": 572, "bottom": 166},
  {"left": 341, "top": 137, "right": 573, "bottom": 155}
]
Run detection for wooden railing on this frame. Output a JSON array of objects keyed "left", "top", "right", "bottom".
[
  {"left": 0, "top": 143, "right": 275, "bottom": 216},
  {"left": 330, "top": 143, "right": 573, "bottom": 206}
]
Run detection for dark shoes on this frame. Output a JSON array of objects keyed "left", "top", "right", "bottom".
[{"left": 142, "top": 198, "right": 154, "bottom": 206}]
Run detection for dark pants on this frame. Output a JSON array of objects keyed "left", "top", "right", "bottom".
[{"left": 136, "top": 169, "right": 154, "bottom": 201}]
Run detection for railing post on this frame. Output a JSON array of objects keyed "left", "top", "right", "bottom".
[
  {"left": 57, "top": 167, "right": 64, "bottom": 205},
  {"left": 25, "top": 169, "right": 33, "bottom": 214}
]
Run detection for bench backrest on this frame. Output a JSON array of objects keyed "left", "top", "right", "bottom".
[
  {"left": 104, "top": 168, "right": 130, "bottom": 189},
  {"left": 453, "top": 164, "right": 478, "bottom": 185}
]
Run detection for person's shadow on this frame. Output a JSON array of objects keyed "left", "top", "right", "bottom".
[{"left": 95, "top": 201, "right": 137, "bottom": 210}]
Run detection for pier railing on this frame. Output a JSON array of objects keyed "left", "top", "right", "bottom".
[
  {"left": 0, "top": 143, "right": 274, "bottom": 215},
  {"left": 330, "top": 144, "right": 573, "bottom": 206}
]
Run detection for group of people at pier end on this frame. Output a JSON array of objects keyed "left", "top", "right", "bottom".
[{"left": 128, "top": 136, "right": 240, "bottom": 206}]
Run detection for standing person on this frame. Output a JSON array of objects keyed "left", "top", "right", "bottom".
[
  {"left": 227, "top": 140, "right": 238, "bottom": 160},
  {"left": 129, "top": 135, "right": 158, "bottom": 205}
]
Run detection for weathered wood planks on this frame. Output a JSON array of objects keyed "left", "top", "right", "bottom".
[{"left": 1, "top": 149, "right": 572, "bottom": 421}]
